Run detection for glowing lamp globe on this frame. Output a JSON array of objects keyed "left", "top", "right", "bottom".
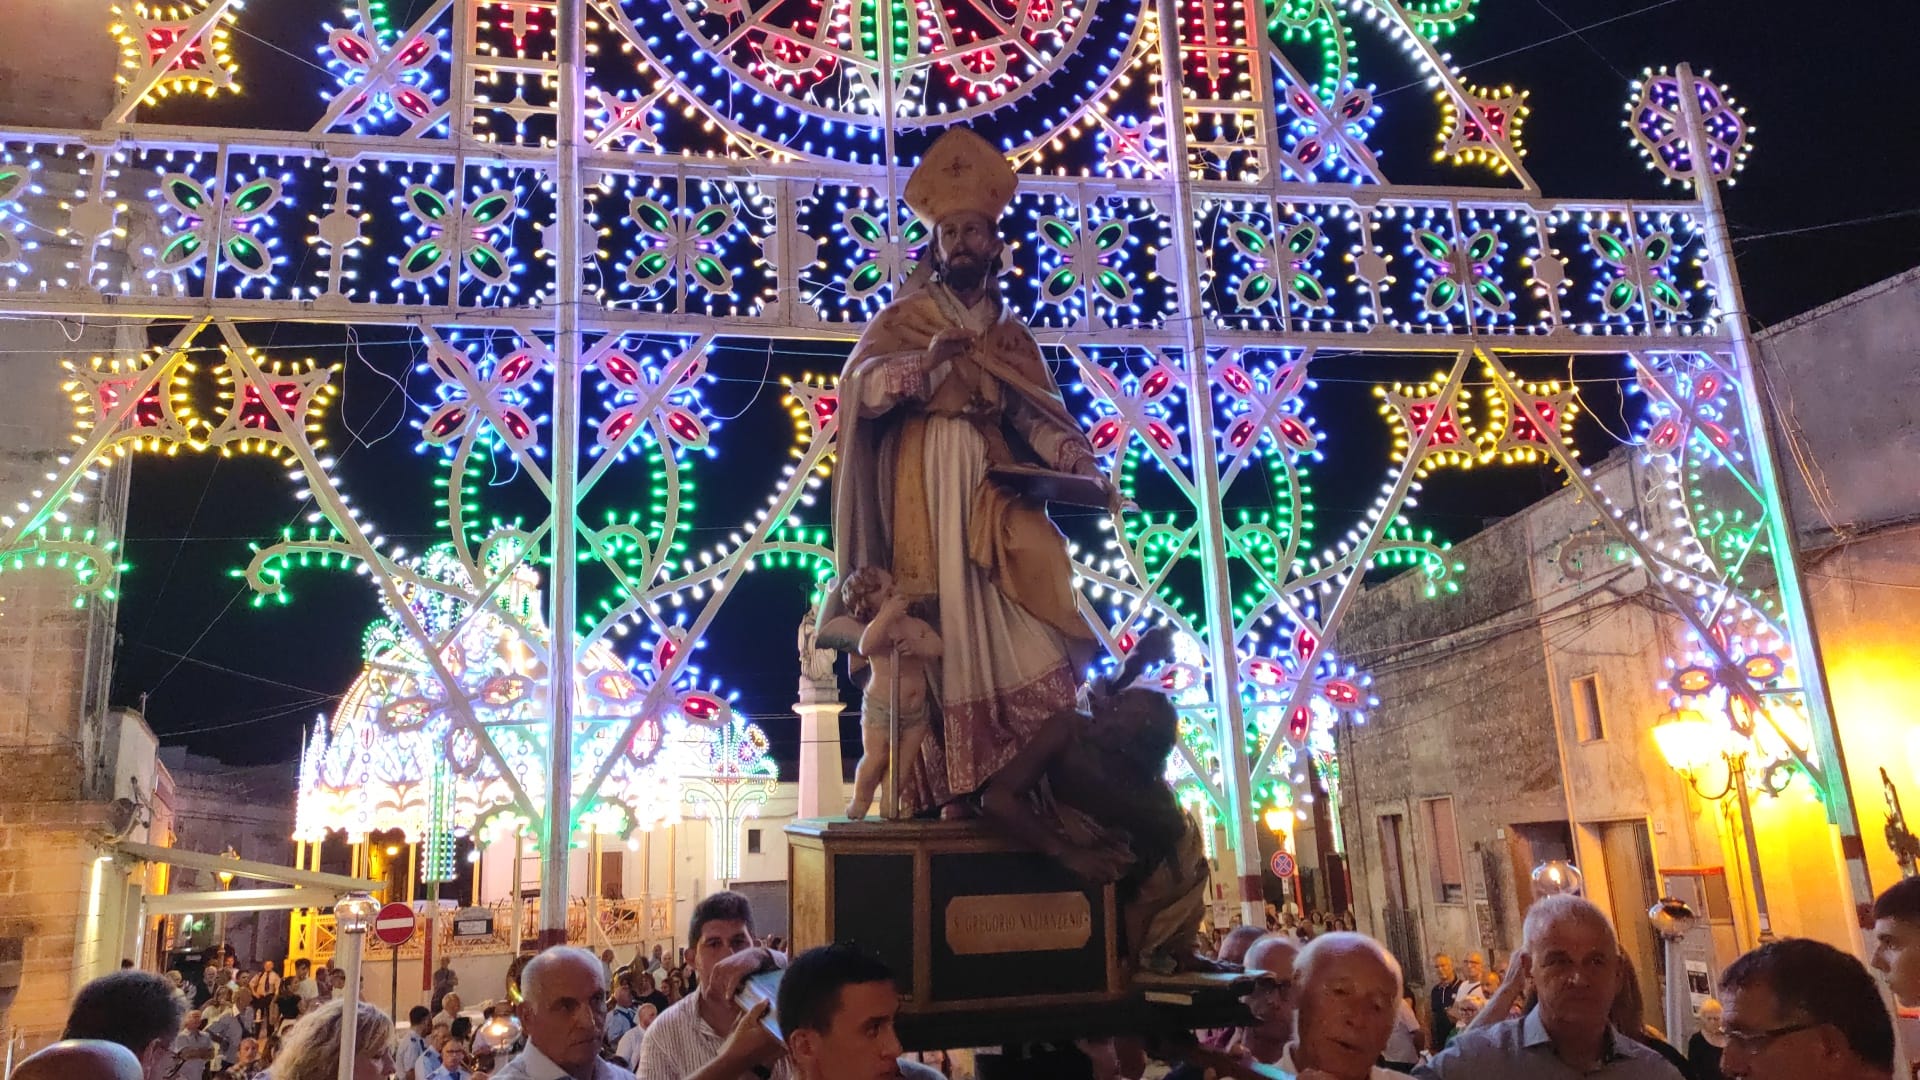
[
  {"left": 1653, "top": 707, "right": 1725, "bottom": 775},
  {"left": 1263, "top": 807, "right": 1289, "bottom": 834},
  {"left": 333, "top": 892, "right": 380, "bottom": 935},
  {"left": 1530, "top": 860, "right": 1584, "bottom": 898},
  {"left": 1648, "top": 897, "right": 1698, "bottom": 941}
]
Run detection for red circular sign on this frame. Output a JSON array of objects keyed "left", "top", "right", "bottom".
[
  {"left": 1270, "top": 851, "right": 1296, "bottom": 878},
  {"left": 372, "top": 902, "right": 417, "bottom": 946}
]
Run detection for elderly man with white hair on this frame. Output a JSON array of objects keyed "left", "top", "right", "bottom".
[
  {"left": 1260, "top": 931, "right": 1406, "bottom": 1080},
  {"left": 489, "top": 945, "right": 636, "bottom": 1080},
  {"left": 1415, "top": 895, "right": 1682, "bottom": 1080},
  {"left": 11, "top": 1039, "right": 146, "bottom": 1080}
]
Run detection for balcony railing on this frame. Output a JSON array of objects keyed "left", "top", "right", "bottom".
[{"left": 288, "top": 895, "right": 676, "bottom": 966}]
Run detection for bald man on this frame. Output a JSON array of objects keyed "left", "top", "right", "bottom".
[
  {"left": 490, "top": 946, "right": 635, "bottom": 1080},
  {"left": 13, "top": 1039, "right": 145, "bottom": 1080}
]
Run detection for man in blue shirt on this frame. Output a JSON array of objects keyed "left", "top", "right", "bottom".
[
  {"left": 1415, "top": 895, "right": 1681, "bottom": 1080},
  {"left": 398, "top": 1007, "right": 434, "bottom": 1078},
  {"left": 605, "top": 983, "right": 639, "bottom": 1049}
]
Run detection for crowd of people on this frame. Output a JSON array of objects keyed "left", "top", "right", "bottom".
[{"left": 19, "top": 879, "right": 1920, "bottom": 1080}]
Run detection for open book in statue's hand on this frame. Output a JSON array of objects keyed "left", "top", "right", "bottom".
[{"left": 988, "top": 464, "right": 1114, "bottom": 509}]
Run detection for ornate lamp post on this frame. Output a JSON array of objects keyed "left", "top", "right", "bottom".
[
  {"left": 331, "top": 892, "right": 379, "bottom": 1080},
  {"left": 214, "top": 846, "right": 239, "bottom": 960},
  {"left": 1654, "top": 707, "right": 1772, "bottom": 941}
]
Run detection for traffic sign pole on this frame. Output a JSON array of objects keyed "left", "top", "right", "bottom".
[{"left": 371, "top": 900, "right": 417, "bottom": 1019}]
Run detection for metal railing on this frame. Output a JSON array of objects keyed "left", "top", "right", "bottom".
[{"left": 288, "top": 895, "right": 675, "bottom": 966}]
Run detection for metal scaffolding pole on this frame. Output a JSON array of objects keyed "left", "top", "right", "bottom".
[
  {"left": 541, "top": 0, "right": 586, "bottom": 948},
  {"left": 1151, "top": 0, "right": 1263, "bottom": 925},
  {"left": 1677, "top": 64, "right": 1873, "bottom": 930}
]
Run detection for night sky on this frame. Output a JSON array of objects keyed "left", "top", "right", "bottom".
[{"left": 106, "top": 0, "right": 1920, "bottom": 770}]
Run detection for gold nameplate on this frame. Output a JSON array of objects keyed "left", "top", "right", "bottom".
[{"left": 943, "top": 892, "right": 1093, "bottom": 955}]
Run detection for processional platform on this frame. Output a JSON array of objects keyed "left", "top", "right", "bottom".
[{"left": 786, "top": 818, "right": 1250, "bottom": 1050}]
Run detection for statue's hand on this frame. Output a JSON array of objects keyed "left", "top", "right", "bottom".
[{"left": 928, "top": 327, "right": 977, "bottom": 365}]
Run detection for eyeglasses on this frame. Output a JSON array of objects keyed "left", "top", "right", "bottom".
[
  {"left": 1247, "top": 977, "right": 1294, "bottom": 999},
  {"left": 1723, "top": 1021, "right": 1822, "bottom": 1054}
]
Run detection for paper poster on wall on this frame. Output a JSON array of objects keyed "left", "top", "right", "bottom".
[{"left": 1686, "top": 958, "right": 1712, "bottom": 1009}]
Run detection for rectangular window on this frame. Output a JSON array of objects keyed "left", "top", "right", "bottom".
[
  {"left": 746, "top": 829, "right": 762, "bottom": 856},
  {"left": 1420, "top": 797, "right": 1467, "bottom": 904},
  {"left": 1571, "top": 674, "right": 1605, "bottom": 742},
  {"left": 599, "top": 850, "right": 624, "bottom": 900}
]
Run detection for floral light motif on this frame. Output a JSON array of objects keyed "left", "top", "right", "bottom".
[
  {"left": 1226, "top": 218, "right": 1330, "bottom": 313},
  {"left": 1410, "top": 227, "right": 1509, "bottom": 318},
  {"left": 1036, "top": 213, "right": 1133, "bottom": 306},
  {"left": 1278, "top": 82, "right": 1381, "bottom": 181},
  {"left": 0, "top": 161, "right": 38, "bottom": 272},
  {"left": 109, "top": 0, "right": 243, "bottom": 105},
  {"left": 151, "top": 171, "right": 283, "bottom": 279},
  {"left": 397, "top": 183, "right": 517, "bottom": 286},
  {"left": 1628, "top": 69, "right": 1752, "bottom": 185},
  {"left": 419, "top": 342, "right": 544, "bottom": 453},
  {"left": 1436, "top": 84, "right": 1530, "bottom": 175},
  {"left": 839, "top": 208, "right": 925, "bottom": 303},
  {"left": 1082, "top": 361, "right": 1182, "bottom": 458},
  {"left": 1480, "top": 368, "right": 1579, "bottom": 465},
  {"left": 626, "top": 197, "right": 736, "bottom": 295},
  {"left": 595, "top": 345, "right": 713, "bottom": 454},
  {"left": 1588, "top": 227, "right": 1685, "bottom": 319},
  {"left": 1375, "top": 375, "right": 1477, "bottom": 474},
  {"left": 321, "top": 19, "right": 440, "bottom": 129}
]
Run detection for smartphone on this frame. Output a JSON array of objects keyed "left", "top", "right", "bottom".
[{"left": 734, "top": 969, "right": 786, "bottom": 1042}]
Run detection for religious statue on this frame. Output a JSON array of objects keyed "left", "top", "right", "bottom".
[
  {"left": 822, "top": 567, "right": 943, "bottom": 820},
  {"left": 796, "top": 602, "right": 839, "bottom": 686},
  {"left": 822, "top": 126, "right": 1110, "bottom": 815},
  {"left": 977, "top": 628, "right": 1214, "bottom": 973}
]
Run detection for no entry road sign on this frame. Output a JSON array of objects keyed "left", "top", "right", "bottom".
[{"left": 373, "top": 902, "right": 417, "bottom": 947}]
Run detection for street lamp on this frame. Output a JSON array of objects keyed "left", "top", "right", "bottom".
[
  {"left": 1649, "top": 897, "right": 1699, "bottom": 1042},
  {"left": 215, "top": 846, "right": 239, "bottom": 962},
  {"left": 1653, "top": 707, "right": 1772, "bottom": 941},
  {"left": 332, "top": 892, "right": 379, "bottom": 1080}
]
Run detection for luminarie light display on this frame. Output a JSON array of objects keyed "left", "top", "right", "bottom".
[{"left": 0, "top": 0, "right": 1874, "bottom": 924}]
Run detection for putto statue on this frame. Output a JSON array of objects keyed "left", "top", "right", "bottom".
[
  {"left": 796, "top": 601, "right": 839, "bottom": 687},
  {"left": 822, "top": 126, "right": 1111, "bottom": 816}
]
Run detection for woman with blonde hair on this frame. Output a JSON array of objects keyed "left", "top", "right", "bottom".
[{"left": 268, "top": 999, "right": 395, "bottom": 1080}]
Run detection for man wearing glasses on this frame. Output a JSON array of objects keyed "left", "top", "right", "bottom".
[
  {"left": 1168, "top": 934, "right": 1300, "bottom": 1078},
  {"left": 1717, "top": 938, "right": 1895, "bottom": 1080},
  {"left": 1414, "top": 895, "right": 1680, "bottom": 1078}
]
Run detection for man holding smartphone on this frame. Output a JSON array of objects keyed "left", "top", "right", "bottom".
[{"left": 638, "top": 891, "right": 790, "bottom": 1080}]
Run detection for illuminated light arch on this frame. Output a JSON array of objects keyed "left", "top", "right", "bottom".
[{"left": 0, "top": 0, "right": 1864, "bottom": 922}]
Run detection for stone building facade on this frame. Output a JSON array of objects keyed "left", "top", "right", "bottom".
[
  {"left": 1336, "top": 267, "right": 1920, "bottom": 1037},
  {"left": 158, "top": 750, "right": 298, "bottom": 967},
  {"left": 0, "top": 0, "right": 165, "bottom": 1043}
]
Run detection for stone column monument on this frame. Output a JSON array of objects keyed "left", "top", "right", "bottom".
[{"left": 793, "top": 603, "right": 845, "bottom": 818}]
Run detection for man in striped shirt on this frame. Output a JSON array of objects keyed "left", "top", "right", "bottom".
[{"left": 636, "top": 891, "right": 790, "bottom": 1080}]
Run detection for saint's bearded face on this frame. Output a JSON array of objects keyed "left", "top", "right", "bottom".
[{"left": 933, "top": 210, "right": 1003, "bottom": 291}]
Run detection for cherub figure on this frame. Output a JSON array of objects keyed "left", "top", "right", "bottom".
[{"left": 822, "top": 567, "right": 943, "bottom": 820}]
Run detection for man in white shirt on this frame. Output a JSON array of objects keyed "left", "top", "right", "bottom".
[
  {"left": 1274, "top": 932, "right": 1407, "bottom": 1080},
  {"left": 169, "top": 1011, "right": 216, "bottom": 1080},
  {"left": 489, "top": 946, "right": 635, "bottom": 1080},
  {"left": 397, "top": 1006, "right": 435, "bottom": 1078},
  {"left": 637, "top": 890, "right": 791, "bottom": 1080},
  {"left": 612, "top": 1003, "right": 655, "bottom": 1069},
  {"left": 291, "top": 959, "right": 320, "bottom": 1008}
]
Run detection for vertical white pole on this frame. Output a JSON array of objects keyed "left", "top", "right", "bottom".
[
  {"left": 1676, "top": 63, "right": 1873, "bottom": 930},
  {"left": 1151, "top": 0, "right": 1263, "bottom": 926},
  {"left": 544, "top": 0, "right": 586, "bottom": 950},
  {"left": 336, "top": 931, "right": 362, "bottom": 1080}
]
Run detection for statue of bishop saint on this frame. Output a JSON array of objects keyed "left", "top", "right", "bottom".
[{"left": 824, "top": 127, "right": 1109, "bottom": 816}]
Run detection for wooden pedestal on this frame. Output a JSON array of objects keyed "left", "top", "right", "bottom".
[
  {"left": 787, "top": 819, "right": 1122, "bottom": 1037},
  {"left": 786, "top": 818, "right": 1254, "bottom": 1050}
]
